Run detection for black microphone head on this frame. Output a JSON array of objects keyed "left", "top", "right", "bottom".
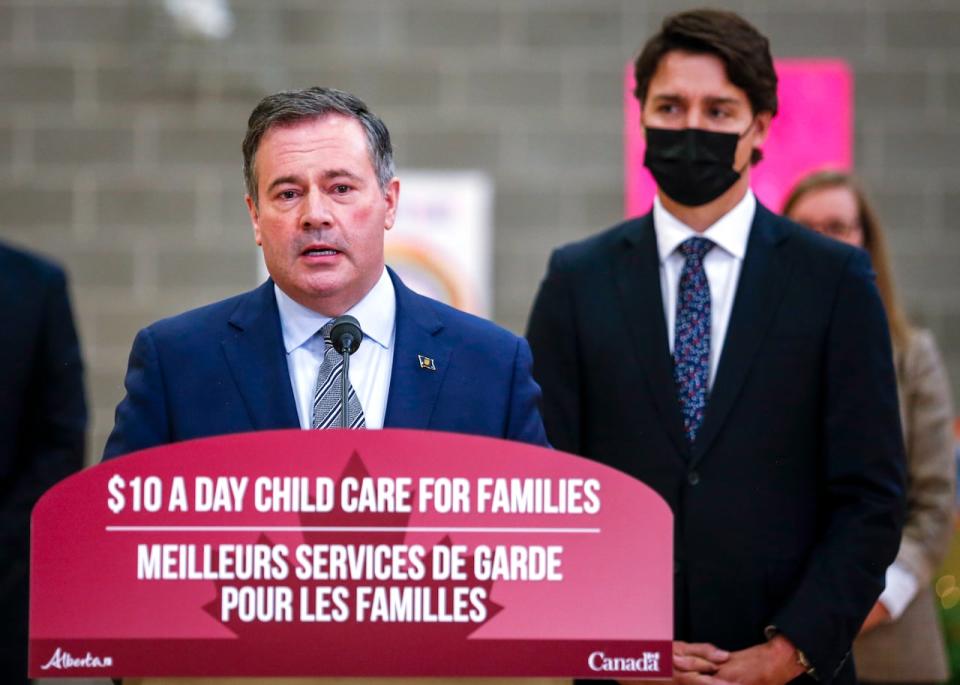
[{"left": 329, "top": 315, "right": 362, "bottom": 354}]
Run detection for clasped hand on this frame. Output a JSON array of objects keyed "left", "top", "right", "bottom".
[{"left": 620, "top": 635, "right": 805, "bottom": 685}]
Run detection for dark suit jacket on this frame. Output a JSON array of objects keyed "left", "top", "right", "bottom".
[
  {"left": 0, "top": 243, "right": 86, "bottom": 683},
  {"left": 104, "top": 269, "right": 547, "bottom": 459},
  {"left": 526, "top": 204, "right": 905, "bottom": 685}
]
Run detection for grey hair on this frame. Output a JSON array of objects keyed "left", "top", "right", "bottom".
[{"left": 242, "top": 86, "right": 396, "bottom": 206}]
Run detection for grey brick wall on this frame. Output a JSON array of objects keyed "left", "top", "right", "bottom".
[{"left": 2, "top": 0, "right": 959, "bottom": 461}]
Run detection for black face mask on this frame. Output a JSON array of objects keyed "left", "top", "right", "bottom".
[{"left": 643, "top": 126, "right": 750, "bottom": 207}]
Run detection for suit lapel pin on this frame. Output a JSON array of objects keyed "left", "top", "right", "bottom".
[{"left": 418, "top": 355, "right": 436, "bottom": 371}]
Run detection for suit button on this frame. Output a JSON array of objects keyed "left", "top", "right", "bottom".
[{"left": 687, "top": 471, "right": 700, "bottom": 486}]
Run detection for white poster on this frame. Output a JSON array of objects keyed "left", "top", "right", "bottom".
[{"left": 386, "top": 171, "right": 493, "bottom": 318}]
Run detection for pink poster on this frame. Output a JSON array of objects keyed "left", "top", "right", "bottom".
[
  {"left": 31, "top": 429, "right": 672, "bottom": 678},
  {"left": 625, "top": 59, "right": 853, "bottom": 216}
]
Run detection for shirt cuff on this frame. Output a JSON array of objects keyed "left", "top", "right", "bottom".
[{"left": 878, "top": 562, "right": 919, "bottom": 621}]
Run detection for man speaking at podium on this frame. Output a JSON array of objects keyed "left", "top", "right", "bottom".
[
  {"left": 527, "top": 9, "right": 904, "bottom": 685},
  {"left": 105, "top": 87, "right": 546, "bottom": 459}
]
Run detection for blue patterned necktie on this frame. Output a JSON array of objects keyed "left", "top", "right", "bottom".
[
  {"left": 311, "top": 321, "right": 366, "bottom": 430},
  {"left": 673, "top": 237, "right": 715, "bottom": 444}
]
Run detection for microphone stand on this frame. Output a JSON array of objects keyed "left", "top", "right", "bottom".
[
  {"left": 329, "top": 316, "right": 363, "bottom": 429},
  {"left": 340, "top": 343, "right": 352, "bottom": 429}
]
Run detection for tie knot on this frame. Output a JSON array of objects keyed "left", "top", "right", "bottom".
[
  {"left": 678, "top": 237, "right": 714, "bottom": 261},
  {"left": 319, "top": 321, "right": 334, "bottom": 345}
]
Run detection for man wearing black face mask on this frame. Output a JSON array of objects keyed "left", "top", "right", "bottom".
[{"left": 527, "top": 9, "right": 904, "bottom": 685}]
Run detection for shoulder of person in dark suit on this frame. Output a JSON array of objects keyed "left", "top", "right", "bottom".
[
  {"left": 525, "top": 215, "right": 646, "bottom": 455},
  {"left": 774, "top": 207, "right": 876, "bottom": 280},
  {"left": 404, "top": 280, "right": 531, "bottom": 353},
  {"left": 541, "top": 216, "right": 648, "bottom": 276},
  {"left": 102, "top": 282, "right": 275, "bottom": 461},
  {"left": 0, "top": 242, "right": 87, "bottom": 537},
  {"left": 396, "top": 279, "right": 548, "bottom": 447}
]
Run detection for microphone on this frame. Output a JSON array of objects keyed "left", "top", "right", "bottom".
[
  {"left": 329, "top": 315, "right": 362, "bottom": 354},
  {"left": 328, "top": 316, "right": 363, "bottom": 428}
]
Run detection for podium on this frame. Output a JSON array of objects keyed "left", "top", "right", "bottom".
[
  {"left": 30, "top": 429, "right": 672, "bottom": 680},
  {"left": 129, "top": 679, "right": 567, "bottom": 685}
]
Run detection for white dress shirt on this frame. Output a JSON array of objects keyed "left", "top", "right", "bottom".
[
  {"left": 654, "top": 190, "right": 756, "bottom": 389},
  {"left": 274, "top": 268, "right": 396, "bottom": 430}
]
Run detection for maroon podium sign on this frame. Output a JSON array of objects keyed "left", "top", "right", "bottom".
[{"left": 30, "top": 429, "right": 672, "bottom": 678}]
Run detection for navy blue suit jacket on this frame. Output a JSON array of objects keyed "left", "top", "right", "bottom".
[
  {"left": 104, "top": 269, "right": 547, "bottom": 459},
  {"left": 527, "top": 204, "right": 905, "bottom": 685},
  {"left": 0, "top": 243, "right": 86, "bottom": 683}
]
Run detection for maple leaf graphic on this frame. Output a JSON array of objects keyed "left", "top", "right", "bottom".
[{"left": 202, "top": 451, "right": 503, "bottom": 667}]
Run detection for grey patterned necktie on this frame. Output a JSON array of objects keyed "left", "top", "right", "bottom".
[{"left": 311, "top": 321, "right": 366, "bottom": 429}]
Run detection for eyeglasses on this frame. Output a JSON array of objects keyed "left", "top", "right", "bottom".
[{"left": 802, "top": 220, "right": 863, "bottom": 240}]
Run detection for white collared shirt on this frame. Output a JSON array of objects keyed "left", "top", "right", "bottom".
[
  {"left": 274, "top": 268, "right": 396, "bottom": 430},
  {"left": 654, "top": 190, "right": 756, "bottom": 389},
  {"left": 880, "top": 564, "right": 917, "bottom": 621}
]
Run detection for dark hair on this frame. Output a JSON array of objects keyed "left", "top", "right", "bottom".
[
  {"left": 783, "top": 170, "right": 912, "bottom": 350},
  {"left": 242, "top": 86, "right": 395, "bottom": 206},
  {"left": 634, "top": 9, "right": 778, "bottom": 164}
]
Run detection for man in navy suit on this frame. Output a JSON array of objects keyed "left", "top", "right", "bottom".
[
  {"left": 105, "top": 87, "right": 546, "bottom": 459},
  {"left": 1, "top": 243, "right": 87, "bottom": 683},
  {"left": 526, "top": 10, "right": 904, "bottom": 685}
]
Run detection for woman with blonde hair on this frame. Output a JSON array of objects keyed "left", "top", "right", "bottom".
[{"left": 784, "top": 170, "right": 956, "bottom": 684}]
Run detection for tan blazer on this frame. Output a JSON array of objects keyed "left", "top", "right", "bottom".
[{"left": 854, "top": 329, "right": 956, "bottom": 682}]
